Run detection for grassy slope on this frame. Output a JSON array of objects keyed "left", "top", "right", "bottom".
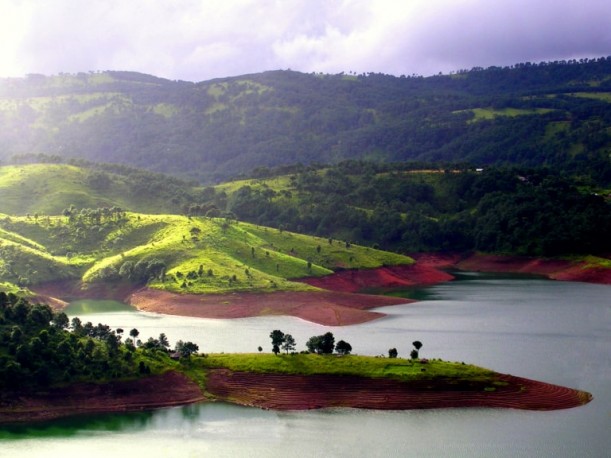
[
  {"left": 0, "top": 212, "right": 413, "bottom": 295},
  {"left": 0, "top": 164, "right": 183, "bottom": 215},
  {"left": 0, "top": 163, "right": 413, "bottom": 295}
]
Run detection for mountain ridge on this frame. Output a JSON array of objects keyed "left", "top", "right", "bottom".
[{"left": 1, "top": 57, "right": 609, "bottom": 183}]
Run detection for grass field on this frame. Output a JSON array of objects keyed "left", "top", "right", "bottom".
[
  {"left": 456, "top": 107, "right": 556, "bottom": 123},
  {"left": 197, "top": 353, "right": 495, "bottom": 382}
]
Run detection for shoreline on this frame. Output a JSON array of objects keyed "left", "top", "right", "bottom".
[
  {"left": 0, "top": 371, "right": 206, "bottom": 425},
  {"left": 0, "top": 368, "right": 592, "bottom": 425},
  {"left": 206, "top": 369, "right": 592, "bottom": 411},
  {"left": 31, "top": 252, "right": 610, "bottom": 326}
]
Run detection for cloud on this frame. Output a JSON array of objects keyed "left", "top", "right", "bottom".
[{"left": 1, "top": 0, "right": 609, "bottom": 81}]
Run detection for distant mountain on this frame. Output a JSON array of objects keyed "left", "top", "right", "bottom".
[{"left": 0, "top": 58, "right": 610, "bottom": 184}]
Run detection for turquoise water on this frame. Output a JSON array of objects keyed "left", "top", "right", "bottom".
[{"left": 1, "top": 275, "right": 610, "bottom": 457}]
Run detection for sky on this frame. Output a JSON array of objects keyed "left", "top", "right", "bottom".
[{"left": 0, "top": 0, "right": 610, "bottom": 82}]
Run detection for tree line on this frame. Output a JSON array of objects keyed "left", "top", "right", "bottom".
[
  {"left": 205, "top": 164, "right": 611, "bottom": 256},
  {"left": 0, "top": 294, "right": 198, "bottom": 393}
]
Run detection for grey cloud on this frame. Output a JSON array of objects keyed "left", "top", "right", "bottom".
[{"left": 4, "top": 0, "right": 611, "bottom": 81}]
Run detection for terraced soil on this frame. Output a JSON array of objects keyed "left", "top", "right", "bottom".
[
  {"left": 0, "top": 371, "right": 206, "bottom": 424},
  {"left": 205, "top": 369, "right": 592, "bottom": 411}
]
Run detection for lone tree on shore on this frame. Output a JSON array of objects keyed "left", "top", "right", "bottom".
[
  {"left": 270, "top": 329, "right": 285, "bottom": 355},
  {"left": 411, "top": 340, "right": 423, "bottom": 359},
  {"left": 282, "top": 334, "right": 296, "bottom": 354},
  {"left": 335, "top": 340, "right": 352, "bottom": 355},
  {"left": 388, "top": 348, "right": 398, "bottom": 358}
]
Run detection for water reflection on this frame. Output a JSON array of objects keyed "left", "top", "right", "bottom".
[
  {"left": 0, "top": 410, "right": 157, "bottom": 439},
  {"left": 4, "top": 275, "right": 607, "bottom": 457}
]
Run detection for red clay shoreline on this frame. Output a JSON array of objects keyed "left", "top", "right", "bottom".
[
  {"left": 11, "top": 253, "right": 601, "bottom": 425},
  {"left": 0, "top": 371, "right": 206, "bottom": 425},
  {"left": 31, "top": 252, "right": 610, "bottom": 326},
  {"left": 0, "top": 368, "right": 591, "bottom": 425},
  {"left": 205, "top": 369, "right": 592, "bottom": 411}
]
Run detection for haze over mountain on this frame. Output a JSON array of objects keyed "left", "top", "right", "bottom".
[{"left": 1, "top": 58, "right": 610, "bottom": 184}]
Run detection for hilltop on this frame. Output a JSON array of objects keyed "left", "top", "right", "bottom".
[
  {"left": 1, "top": 58, "right": 610, "bottom": 184},
  {"left": 1, "top": 163, "right": 609, "bottom": 290},
  {"left": 0, "top": 174, "right": 416, "bottom": 325}
]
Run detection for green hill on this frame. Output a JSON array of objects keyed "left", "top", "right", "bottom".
[
  {"left": 1, "top": 58, "right": 610, "bottom": 184},
  {"left": 0, "top": 163, "right": 199, "bottom": 216},
  {"left": 0, "top": 205, "right": 412, "bottom": 295}
]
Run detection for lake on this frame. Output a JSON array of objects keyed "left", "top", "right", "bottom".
[{"left": 1, "top": 273, "right": 610, "bottom": 457}]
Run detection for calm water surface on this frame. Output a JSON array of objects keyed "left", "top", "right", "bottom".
[{"left": 2, "top": 273, "right": 610, "bottom": 457}]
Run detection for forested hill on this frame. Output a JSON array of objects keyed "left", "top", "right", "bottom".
[{"left": 1, "top": 57, "right": 610, "bottom": 184}]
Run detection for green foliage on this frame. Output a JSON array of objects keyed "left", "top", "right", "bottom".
[
  {"left": 0, "top": 296, "right": 163, "bottom": 392},
  {"left": 335, "top": 340, "right": 352, "bottom": 355},
  {"left": 0, "top": 164, "right": 196, "bottom": 216},
  {"left": 306, "top": 332, "right": 335, "bottom": 354},
  {"left": 1, "top": 59, "right": 610, "bottom": 184},
  {"left": 215, "top": 164, "right": 611, "bottom": 256},
  {"left": 199, "top": 352, "right": 496, "bottom": 382},
  {"left": 0, "top": 209, "right": 412, "bottom": 294}
]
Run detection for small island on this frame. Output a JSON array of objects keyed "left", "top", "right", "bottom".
[{"left": 0, "top": 296, "right": 592, "bottom": 425}]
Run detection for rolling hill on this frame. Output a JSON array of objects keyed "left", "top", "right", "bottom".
[
  {"left": 1, "top": 58, "right": 610, "bottom": 184},
  {"left": 0, "top": 191, "right": 412, "bottom": 295}
]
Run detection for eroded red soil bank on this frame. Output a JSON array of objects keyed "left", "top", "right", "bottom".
[
  {"left": 452, "top": 253, "right": 611, "bottom": 284},
  {"left": 298, "top": 263, "right": 455, "bottom": 293},
  {"left": 0, "top": 371, "right": 205, "bottom": 425},
  {"left": 128, "top": 289, "right": 408, "bottom": 326},
  {"left": 31, "top": 252, "right": 609, "bottom": 327},
  {"left": 205, "top": 369, "right": 592, "bottom": 411}
]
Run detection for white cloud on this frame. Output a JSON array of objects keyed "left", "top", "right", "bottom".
[{"left": 0, "top": 0, "right": 609, "bottom": 81}]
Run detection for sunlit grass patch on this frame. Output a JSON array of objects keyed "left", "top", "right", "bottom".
[{"left": 199, "top": 353, "right": 495, "bottom": 381}]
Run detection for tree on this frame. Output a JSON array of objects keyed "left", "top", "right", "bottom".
[
  {"left": 281, "top": 334, "right": 296, "bottom": 354},
  {"left": 52, "top": 312, "right": 69, "bottom": 330},
  {"left": 335, "top": 340, "right": 352, "bottom": 355},
  {"left": 272, "top": 344, "right": 280, "bottom": 355},
  {"left": 320, "top": 332, "right": 335, "bottom": 354},
  {"left": 306, "top": 335, "right": 322, "bottom": 354},
  {"left": 412, "top": 340, "right": 423, "bottom": 359},
  {"left": 158, "top": 333, "right": 170, "bottom": 349},
  {"left": 269, "top": 329, "right": 285, "bottom": 352},
  {"left": 129, "top": 328, "right": 140, "bottom": 345},
  {"left": 175, "top": 340, "right": 199, "bottom": 358},
  {"left": 306, "top": 332, "right": 335, "bottom": 354},
  {"left": 388, "top": 348, "right": 398, "bottom": 358}
]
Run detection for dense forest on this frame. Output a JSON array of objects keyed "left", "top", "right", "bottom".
[
  {"left": 0, "top": 293, "right": 200, "bottom": 393},
  {"left": 206, "top": 163, "right": 611, "bottom": 256},
  {"left": 0, "top": 58, "right": 610, "bottom": 184}
]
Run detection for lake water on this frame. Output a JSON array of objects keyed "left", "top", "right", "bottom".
[{"left": 2, "top": 273, "right": 610, "bottom": 457}]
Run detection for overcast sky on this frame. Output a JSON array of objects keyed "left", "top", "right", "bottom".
[{"left": 1, "top": 0, "right": 610, "bottom": 82}]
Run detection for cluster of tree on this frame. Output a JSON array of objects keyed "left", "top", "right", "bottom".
[
  {"left": 1, "top": 58, "right": 610, "bottom": 184},
  {"left": 206, "top": 164, "right": 611, "bottom": 256},
  {"left": 269, "top": 330, "right": 352, "bottom": 356},
  {"left": 0, "top": 294, "right": 199, "bottom": 393},
  {"left": 388, "top": 341, "right": 422, "bottom": 359},
  {"left": 93, "top": 258, "right": 166, "bottom": 284}
]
